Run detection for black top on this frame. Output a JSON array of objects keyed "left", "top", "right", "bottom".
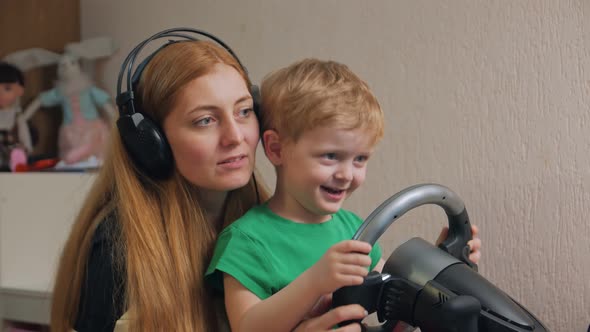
[{"left": 74, "top": 214, "right": 126, "bottom": 332}]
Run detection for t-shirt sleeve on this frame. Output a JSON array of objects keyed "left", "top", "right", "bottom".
[{"left": 206, "top": 227, "right": 274, "bottom": 300}]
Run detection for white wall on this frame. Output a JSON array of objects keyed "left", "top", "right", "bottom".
[{"left": 79, "top": 1, "right": 589, "bottom": 330}]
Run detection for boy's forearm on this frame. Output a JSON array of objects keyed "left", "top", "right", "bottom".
[{"left": 237, "top": 271, "right": 320, "bottom": 332}]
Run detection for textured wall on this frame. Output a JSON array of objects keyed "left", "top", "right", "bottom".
[{"left": 82, "top": 1, "right": 589, "bottom": 330}]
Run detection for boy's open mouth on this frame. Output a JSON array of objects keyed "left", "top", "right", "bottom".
[{"left": 320, "top": 186, "right": 345, "bottom": 195}]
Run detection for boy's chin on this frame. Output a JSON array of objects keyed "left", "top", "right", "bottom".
[{"left": 315, "top": 203, "right": 344, "bottom": 215}]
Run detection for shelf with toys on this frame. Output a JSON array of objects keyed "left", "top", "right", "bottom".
[{"left": 1, "top": 37, "right": 117, "bottom": 174}]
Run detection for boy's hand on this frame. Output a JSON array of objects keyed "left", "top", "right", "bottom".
[
  {"left": 307, "top": 240, "right": 372, "bottom": 296},
  {"left": 435, "top": 224, "right": 482, "bottom": 264},
  {"left": 295, "top": 303, "right": 366, "bottom": 332}
]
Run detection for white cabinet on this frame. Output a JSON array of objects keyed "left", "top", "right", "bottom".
[{"left": 0, "top": 173, "right": 95, "bottom": 327}]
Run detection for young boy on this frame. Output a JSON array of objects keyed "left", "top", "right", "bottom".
[
  {"left": 206, "top": 59, "right": 480, "bottom": 331},
  {"left": 206, "top": 58, "right": 385, "bottom": 331}
]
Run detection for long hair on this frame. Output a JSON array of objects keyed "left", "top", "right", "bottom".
[{"left": 51, "top": 40, "right": 270, "bottom": 332}]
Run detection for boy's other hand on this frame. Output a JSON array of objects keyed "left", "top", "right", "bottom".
[
  {"left": 296, "top": 293, "right": 366, "bottom": 332},
  {"left": 307, "top": 240, "right": 372, "bottom": 296},
  {"left": 435, "top": 224, "right": 482, "bottom": 264}
]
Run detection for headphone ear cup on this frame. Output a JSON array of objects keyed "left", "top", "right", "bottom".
[
  {"left": 250, "top": 84, "right": 265, "bottom": 141},
  {"left": 117, "top": 113, "right": 173, "bottom": 179},
  {"left": 250, "top": 84, "right": 261, "bottom": 120}
]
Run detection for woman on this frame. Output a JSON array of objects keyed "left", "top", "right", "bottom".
[{"left": 50, "top": 32, "right": 379, "bottom": 332}]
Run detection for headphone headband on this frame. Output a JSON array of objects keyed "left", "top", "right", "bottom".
[{"left": 116, "top": 27, "right": 248, "bottom": 115}]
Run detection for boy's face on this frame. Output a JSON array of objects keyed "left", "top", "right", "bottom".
[
  {"left": 271, "top": 125, "right": 374, "bottom": 223},
  {"left": 0, "top": 82, "right": 24, "bottom": 109}
]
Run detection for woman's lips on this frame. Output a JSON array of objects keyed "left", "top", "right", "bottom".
[{"left": 218, "top": 155, "right": 248, "bottom": 169}]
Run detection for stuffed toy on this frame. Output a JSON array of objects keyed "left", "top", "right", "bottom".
[{"left": 20, "top": 37, "right": 117, "bottom": 166}]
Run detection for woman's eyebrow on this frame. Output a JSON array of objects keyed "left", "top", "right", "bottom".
[
  {"left": 186, "top": 94, "right": 253, "bottom": 115},
  {"left": 235, "top": 95, "right": 253, "bottom": 105},
  {"left": 187, "top": 104, "right": 219, "bottom": 114}
]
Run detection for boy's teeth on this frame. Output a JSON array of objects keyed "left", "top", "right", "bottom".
[{"left": 323, "top": 186, "right": 343, "bottom": 194}]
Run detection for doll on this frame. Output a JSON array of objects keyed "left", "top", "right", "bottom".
[{"left": 0, "top": 62, "right": 30, "bottom": 171}]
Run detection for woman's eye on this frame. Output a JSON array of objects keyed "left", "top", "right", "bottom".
[
  {"left": 194, "top": 116, "right": 214, "bottom": 127},
  {"left": 238, "top": 108, "right": 253, "bottom": 118}
]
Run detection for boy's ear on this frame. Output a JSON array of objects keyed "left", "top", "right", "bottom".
[{"left": 262, "top": 129, "right": 284, "bottom": 166}]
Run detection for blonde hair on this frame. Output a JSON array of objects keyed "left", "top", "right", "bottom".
[
  {"left": 260, "top": 58, "right": 384, "bottom": 145},
  {"left": 51, "top": 41, "right": 269, "bottom": 332}
]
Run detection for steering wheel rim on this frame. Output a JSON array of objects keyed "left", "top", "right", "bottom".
[
  {"left": 349, "top": 183, "right": 475, "bottom": 331},
  {"left": 353, "top": 183, "right": 474, "bottom": 265}
]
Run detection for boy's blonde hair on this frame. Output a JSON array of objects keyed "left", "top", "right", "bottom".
[{"left": 260, "top": 58, "right": 384, "bottom": 145}]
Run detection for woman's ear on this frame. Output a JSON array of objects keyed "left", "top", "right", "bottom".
[{"left": 262, "top": 129, "right": 283, "bottom": 166}]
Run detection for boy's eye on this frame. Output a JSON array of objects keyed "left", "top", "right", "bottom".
[
  {"left": 354, "top": 155, "right": 369, "bottom": 163},
  {"left": 323, "top": 153, "right": 337, "bottom": 160},
  {"left": 193, "top": 116, "right": 215, "bottom": 127}
]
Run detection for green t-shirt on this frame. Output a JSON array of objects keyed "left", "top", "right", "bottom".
[{"left": 205, "top": 203, "right": 382, "bottom": 300}]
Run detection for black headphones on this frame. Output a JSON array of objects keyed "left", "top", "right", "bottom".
[{"left": 116, "top": 27, "right": 261, "bottom": 179}]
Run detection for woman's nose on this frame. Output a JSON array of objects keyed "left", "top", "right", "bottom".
[{"left": 220, "top": 119, "right": 244, "bottom": 146}]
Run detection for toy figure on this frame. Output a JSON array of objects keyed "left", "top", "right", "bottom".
[
  {"left": 23, "top": 54, "right": 115, "bottom": 165},
  {"left": 0, "top": 62, "right": 30, "bottom": 171},
  {"left": 20, "top": 37, "right": 117, "bottom": 166}
]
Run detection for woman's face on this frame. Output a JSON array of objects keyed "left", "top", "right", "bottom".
[{"left": 163, "top": 64, "right": 259, "bottom": 192}]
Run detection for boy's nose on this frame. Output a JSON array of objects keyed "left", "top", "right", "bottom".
[{"left": 334, "top": 163, "right": 353, "bottom": 182}]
